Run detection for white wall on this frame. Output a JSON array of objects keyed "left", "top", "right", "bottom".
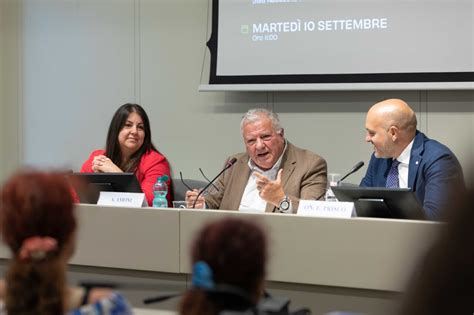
[
  {"left": 21, "top": 0, "right": 136, "bottom": 171},
  {"left": 2, "top": 0, "right": 474, "bottom": 186},
  {"left": 0, "top": 0, "right": 22, "bottom": 182}
]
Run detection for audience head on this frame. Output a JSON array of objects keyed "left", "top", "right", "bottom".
[
  {"left": 365, "top": 98, "right": 417, "bottom": 158},
  {"left": 105, "top": 103, "right": 156, "bottom": 171},
  {"left": 0, "top": 170, "right": 77, "bottom": 315},
  {"left": 400, "top": 186, "right": 474, "bottom": 314},
  {"left": 179, "top": 217, "right": 268, "bottom": 315},
  {"left": 240, "top": 108, "right": 285, "bottom": 171}
]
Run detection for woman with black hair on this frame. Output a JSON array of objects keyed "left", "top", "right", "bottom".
[{"left": 80, "top": 103, "right": 171, "bottom": 206}]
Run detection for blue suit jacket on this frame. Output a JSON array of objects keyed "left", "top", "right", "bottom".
[{"left": 360, "top": 131, "right": 464, "bottom": 220}]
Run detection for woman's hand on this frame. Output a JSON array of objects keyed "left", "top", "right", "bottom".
[{"left": 91, "top": 155, "right": 123, "bottom": 173}]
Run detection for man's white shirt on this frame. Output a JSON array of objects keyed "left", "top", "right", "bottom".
[
  {"left": 239, "top": 142, "right": 288, "bottom": 212},
  {"left": 395, "top": 139, "right": 414, "bottom": 188}
]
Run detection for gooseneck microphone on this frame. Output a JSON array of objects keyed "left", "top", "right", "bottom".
[
  {"left": 192, "top": 157, "right": 238, "bottom": 209},
  {"left": 143, "top": 292, "right": 181, "bottom": 304},
  {"left": 338, "top": 161, "right": 365, "bottom": 183},
  {"left": 314, "top": 161, "right": 365, "bottom": 201}
]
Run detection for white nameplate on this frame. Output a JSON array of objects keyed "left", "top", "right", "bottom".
[
  {"left": 297, "top": 200, "right": 356, "bottom": 218},
  {"left": 97, "top": 192, "right": 148, "bottom": 208}
]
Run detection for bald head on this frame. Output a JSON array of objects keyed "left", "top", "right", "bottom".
[
  {"left": 365, "top": 99, "right": 418, "bottom": 158},
  {"left": 368, "top": 99, "right": 417, "bottom": 134}
]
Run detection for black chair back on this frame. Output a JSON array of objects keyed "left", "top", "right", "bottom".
[{"left": 171, "top": 178, "right": 207, "bottom": 201}]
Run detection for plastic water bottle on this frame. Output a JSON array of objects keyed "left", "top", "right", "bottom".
[
  {"left": 325, "top": 173, "right": 340, "bottom": 202},
  {"left": 152, "top": 175, "right": 169, "bottom": 208},
  {"left": 325, "top": 186, "right": 337, "bottom": 202}
]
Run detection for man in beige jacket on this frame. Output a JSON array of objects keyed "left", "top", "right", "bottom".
[{"left": 186, "top": 108, "right": 327, "bottom": 213}]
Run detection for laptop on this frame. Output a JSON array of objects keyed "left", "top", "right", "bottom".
[{"left": 331, "top": 186, "right": 425, "bottom": 220}]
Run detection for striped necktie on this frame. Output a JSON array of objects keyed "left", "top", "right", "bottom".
[{"left": 386, "top": 159, "right": 400, "bottom": 188}]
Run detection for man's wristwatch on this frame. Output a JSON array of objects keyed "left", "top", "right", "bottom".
[{"left": 278, "top": 196, "right": 290, "bottom": 212}]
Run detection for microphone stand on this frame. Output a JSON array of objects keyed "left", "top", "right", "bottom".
[
  {"left": 315, "top": 190, "right": 326, "bottom": 201},
  {"left": 143, "top": 293, "right": 182, "bottom": 304},
  {"left": 192, "top": 158, "right": 237, "bottom": 209},
  {"left": 337, "top": 161, "right": 364, "bottom": 184}
]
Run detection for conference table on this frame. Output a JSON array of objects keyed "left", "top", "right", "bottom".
[{"left": 0, "top": 204, "right": 441, "bottom": 315}]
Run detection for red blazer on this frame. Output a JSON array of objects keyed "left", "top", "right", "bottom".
[{"left": 80, "top": 149, "right": 172, "bottom": 207}]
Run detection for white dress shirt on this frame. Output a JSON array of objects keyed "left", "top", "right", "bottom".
[
  {"left": 395, "top": 139, "right": 414, "bottom": 188},
  {"left": 239, "top": 142, "right": 288, "bottom": 212}
]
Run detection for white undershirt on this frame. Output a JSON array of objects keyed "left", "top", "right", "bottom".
[
  {"left": 239, "top": 142, "right": 287, "bottom": 212},
  {"left": 394, "top": 139, "right": 414, "bottom": 189}
]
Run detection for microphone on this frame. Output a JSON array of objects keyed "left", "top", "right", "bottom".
[
  {"left": 192, "top": 157, "right": 238, "bottom": 209},
  {"left": 314, "top": 161, "right": 365, "bottom": 201},
  {"left": 143, "top": 292, "right": 181, "bottom": 304},
  {"left": 338, "top": 161, "right": 364, "bottom": 183}
]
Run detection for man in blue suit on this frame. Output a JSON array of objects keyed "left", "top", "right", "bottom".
[{"left": 360, "top": 99, "right": 464, "bottom": 220}]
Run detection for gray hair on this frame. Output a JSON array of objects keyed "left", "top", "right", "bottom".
[{"left": 240, "top": 108, "right": 283, "bottom": 135}]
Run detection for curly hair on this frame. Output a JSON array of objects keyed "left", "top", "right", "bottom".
[{"left": 0, "top": 170, "right": 76, "bottom": 315}]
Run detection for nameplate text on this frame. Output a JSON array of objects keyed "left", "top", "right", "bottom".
[
  {"left": 297, "top": 200, "right": 355, "bottom": 218},
  {"left": 97, "top": 192, "right": 148, "bottom": 208}
]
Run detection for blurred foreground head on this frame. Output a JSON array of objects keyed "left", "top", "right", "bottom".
[
  {"left": 180, "top": 217, "right": 268, "bottom": 315},
  {"left": 0, "top": 170, "right": 76, "bottom": 256},
  {"left": 0, "top": 170, "right": 76, "bottom": 315},
  {"left": 400, "top": 184, "right": 474, "bottom": 314}
]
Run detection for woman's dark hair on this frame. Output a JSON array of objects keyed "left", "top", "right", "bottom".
[
  {"left": 0, "top": 170, "right": 77, "bottom": 315},
  {"left": 105, "top": 103, "right": 157, "bottom": 172},
  {"left": 179, "top": 217, "right": 268, "bottom": 315},
  {"left": 400, "top": 188, "right": 474, "bottom": 314}
]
